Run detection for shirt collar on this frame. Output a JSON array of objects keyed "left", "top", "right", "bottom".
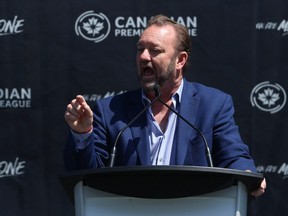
[{"left": 142, "top": 79, "right": 184, "bottom": 106}]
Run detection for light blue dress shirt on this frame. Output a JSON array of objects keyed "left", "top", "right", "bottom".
[{"left": 144, "top": 80, "right": 183, "bottom": 165}]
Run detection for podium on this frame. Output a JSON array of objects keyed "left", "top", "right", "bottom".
[{"left": 59, "top": 166, "right": 263, "bottom": 216}]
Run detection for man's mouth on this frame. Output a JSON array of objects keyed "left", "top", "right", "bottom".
[{"left": 142, "top": 67, "right": 155, "bottom": 78}]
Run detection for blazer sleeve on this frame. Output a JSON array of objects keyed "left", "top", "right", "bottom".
[
  {"left": 211, "top": 94, "right": 257, "bottom": 172},
  {"left": 63, "top": 100, "right": 110, "bottom": 171}
]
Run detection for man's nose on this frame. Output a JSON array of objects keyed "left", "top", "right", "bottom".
[{"left": 139, "top": 49, "right": 151, "bottom": 61}]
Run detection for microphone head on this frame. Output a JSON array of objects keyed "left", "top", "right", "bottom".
[{"left": 153, "top": 83, "right": 161, "bottom": 97}]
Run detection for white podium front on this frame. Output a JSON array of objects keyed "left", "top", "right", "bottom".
[{"left": 60, "top": 166, "right": 263, "bottom": 216}]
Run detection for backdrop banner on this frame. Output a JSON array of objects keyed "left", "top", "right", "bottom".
[{"left": 0, "top": 0, "right": 287, "bottom": 215}]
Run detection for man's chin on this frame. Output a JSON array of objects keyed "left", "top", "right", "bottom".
[{"left": 142, "top": 81, "right": 156, "bottom": 93}]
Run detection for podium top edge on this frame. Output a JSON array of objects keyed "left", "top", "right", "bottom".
[{"left": 59, "top": 165, "right": 264, "bottom": 179}]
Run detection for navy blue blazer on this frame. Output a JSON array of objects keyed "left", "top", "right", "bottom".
[{"left": 64, "top": 79, "right": 256, "bottom": 172}]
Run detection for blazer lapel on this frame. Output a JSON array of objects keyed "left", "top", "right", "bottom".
[{"left": 175, "top": 80, "right": 200, "bottom": 165}]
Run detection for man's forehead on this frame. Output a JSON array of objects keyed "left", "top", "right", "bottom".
[{"left": 138, "top": 25, "right": 176, "bottom": 44}]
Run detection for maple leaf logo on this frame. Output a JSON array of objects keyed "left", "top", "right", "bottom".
[
  {"left": 258, "top": 88, "right": 280, "bottom": 107},
  {"left": 82, "top": 17, "right": 104, "bottom": 36},
  {"left": 250, "top": 81, "right": 287, "bottom": 114},
  {"left": 75, "top": 11, "right": 111, "bottom": 43}
]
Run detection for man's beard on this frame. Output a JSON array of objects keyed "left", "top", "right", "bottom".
[{"left": 141, "top": 56, "right": 177, "bottom": 94}]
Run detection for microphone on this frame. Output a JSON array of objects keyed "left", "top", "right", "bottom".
[
  {"left": 108, "top": 84, "right": 161, "bottom": 167},
  {"left": 154, "top": 83, "right": 214, "bottom": 167}
]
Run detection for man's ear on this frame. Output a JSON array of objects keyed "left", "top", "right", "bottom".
[{"left": 176, "top": 51, "right": 188, "bottom": 70}]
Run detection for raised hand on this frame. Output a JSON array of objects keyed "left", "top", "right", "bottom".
[{"left": 64, "top": 95, "right": 93, "bottom": 134}]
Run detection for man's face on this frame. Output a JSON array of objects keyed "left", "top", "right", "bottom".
[{"left": 136, "top": 25, "right": 178, "bottom": 93}]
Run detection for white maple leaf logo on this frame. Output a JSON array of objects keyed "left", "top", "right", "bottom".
[
  {"left": 258, "top": 88, "right": 280, "bottom": 107},
  {"left": 82, "top": 17, "right": 104, "bottom": 36}
]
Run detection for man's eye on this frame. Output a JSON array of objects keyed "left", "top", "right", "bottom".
[
  {"left": 151, "top": 49, "right": 161, "bottom": 53},
  {"left": 137, "top": 48, "right": 144, "bottom": 52}
]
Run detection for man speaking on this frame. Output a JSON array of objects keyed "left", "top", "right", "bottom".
[{"left": 64, "top": 14, "right": 266, "bottom": 197}]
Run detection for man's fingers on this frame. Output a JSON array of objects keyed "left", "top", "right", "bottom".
[
  {"left": 251, "top": 178, "right": 267, "bottom": 197},
  {"left": 65, "top": 105, "right": 78, "bottom": 119},
  {"left": 71, "top": 98, "right": 83, "bottom": 112},
  {"left": 75, "top": 95, "right": 86, "bottom": 104},
  {"left": 65, "top": 98, "right": 84, "bottom": 122},
  {"left": 68, "top": 96, "right": 90, "bottom": 116},
  {"left": 64, "top": 95, "right": 93, "bottom": 133},
  {"left": 251, "top": 188, "right": 265, "bottom": 197},
  {"left": 75, "top": 95, "right": 93, "bottom": 117}
]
